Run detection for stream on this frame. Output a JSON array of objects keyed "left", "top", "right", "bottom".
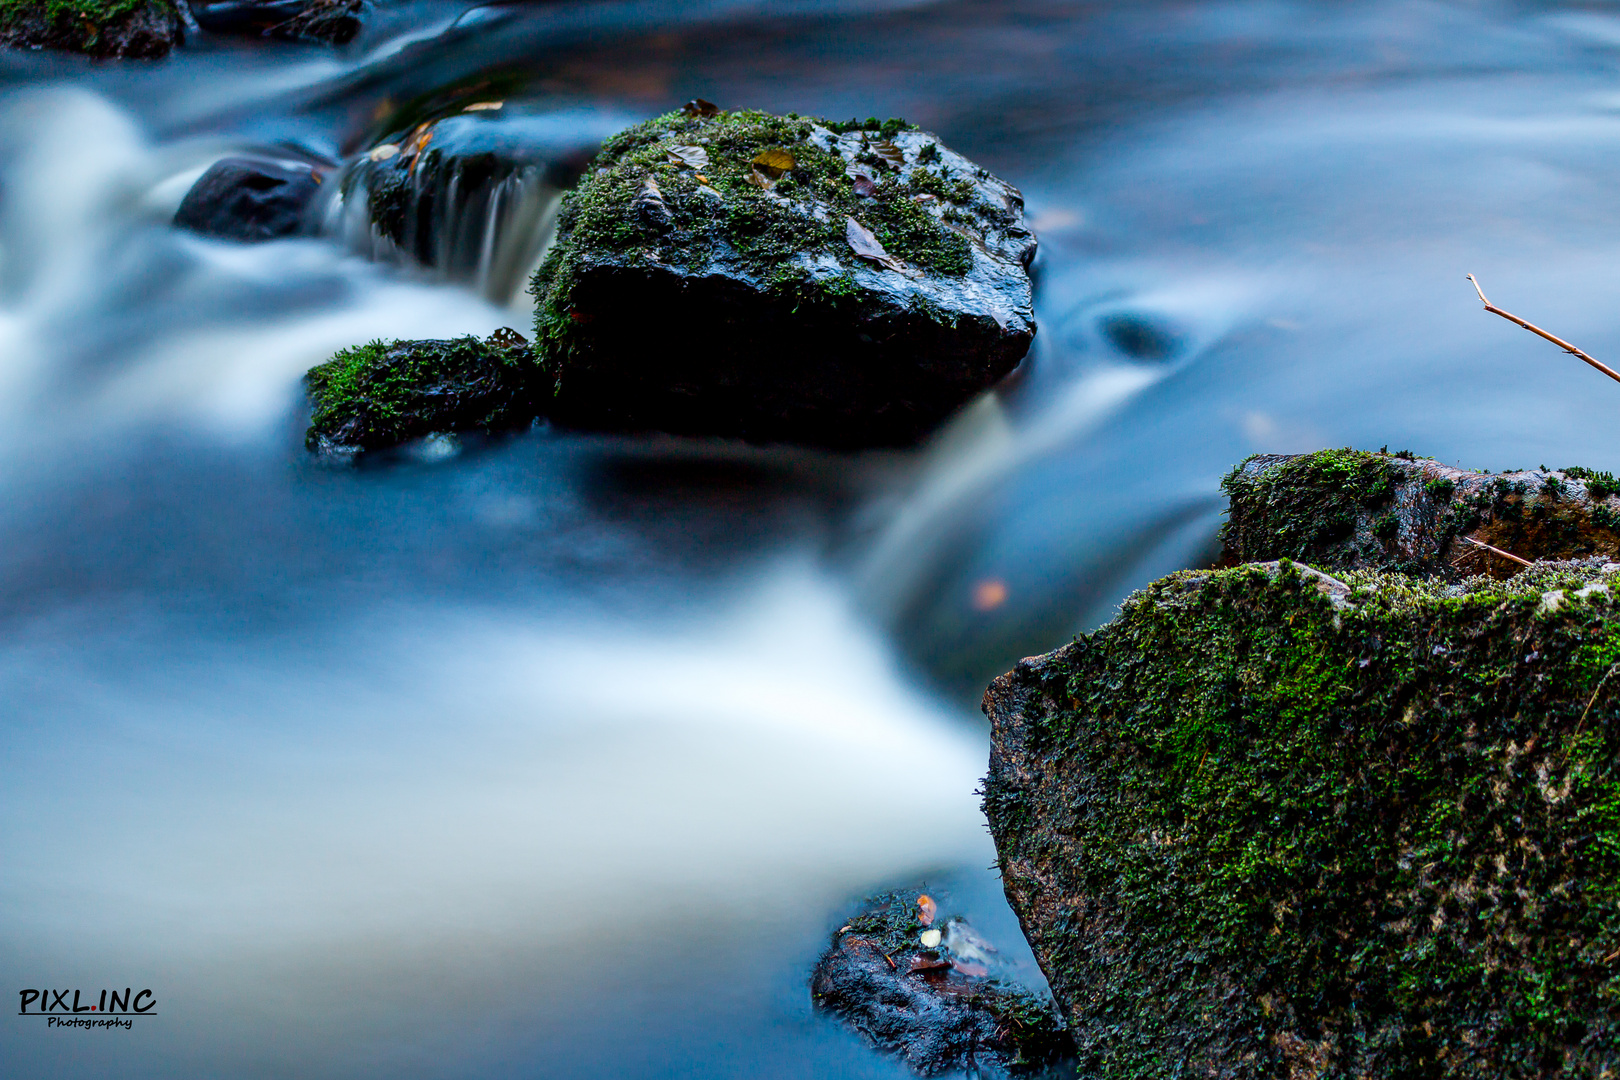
[{"left": 6, "top": 0, "right": 1620, "bottom": 1075}]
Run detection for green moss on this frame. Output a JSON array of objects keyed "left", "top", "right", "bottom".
[
  {"left": 304, "top": 334, "right": 537, "bottom": 452},
  {"left": 1565, "top": 465, "right": 1620, "bottom": 502},
  {"left": 528, "top": 107, "right": 980, "bottom": 354},
  {"left": 0, "top": 0, "right": 168, "bottom": 28},
  {"left": 1221, "top": 448, "right": 1411, "bottom": 562},
  {"left": 985, "top": 560, "right": 1620, "bottom": 1077}
]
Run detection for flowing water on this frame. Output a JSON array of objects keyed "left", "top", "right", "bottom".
[{"left": 5, "top": 0, "right": 1620, "bottom": 1075}]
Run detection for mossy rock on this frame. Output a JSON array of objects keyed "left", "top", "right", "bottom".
[
  {"left": 811, "top": 889, "right": 1070, "bottom": 1076},
  {"left": 983, "top": 558, "right": 1620, "bottom": 1077},
  {"left": 529, "top": 108, "right": 1037, "bottom": 448},
  {"left": 303, "top": 330, "right": 539, "bottom": 454},
  {"left": 0, "top": 0, "right": 180, "bottom": 57},
  {"left": 1222, "top": 449, "right": 1620, "bottom": 577}
]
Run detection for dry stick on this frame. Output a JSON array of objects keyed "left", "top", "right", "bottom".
[
  {"left": 1459, "top": 534, "right": 1533, "bottom": 568},
  {"left": 1467, "top": 274, "right": 1620, "bottom": 387}
]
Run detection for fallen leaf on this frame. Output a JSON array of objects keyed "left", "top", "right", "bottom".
[
  {"left": 845, "top": 216, "right": 904, "bottom": 272},
  {"left": 911, "top": 192, "right": 937, "bottom": 204},
  {"left": 463, "top": 100, "right": 504, "bottom": 112},
  {"left": 667, "top": 144, "right": 710, "bottom": 170},
  {"left": 917, "top": 895, "right": 937, "bottom": 926},
  {"left": 368, "top": 143, "right": 400, "bottom": 162},
  {"left": 919, "top": 928, "right": 942, "bottom": 949},
  {"left": 486, "top": 327, "right": 529, "bottom": 349},
  {"left": 851, "top": 173, "right": 878, "bottom": 198},
  {"left": 872, "top": 139, "right": 905, "bottom": 169},
  {"left": 744, "top": 166, "right": 776, "bottom": 191},
  {"left": 838, "top": 925, "right": 852, "bottom": 933},
  {"left": 951, "top": 960, "right": 989, "bottom": 978},
  {"left": 751, "top": 148, "right": 796, "bottom": 178},
  {"left": 694, "top": 173, "right": 710, "bottom": 184},
  {"left": 681, "top": 98, "right": 721, "bottom": 118},
  {"left": 908, "top": 953, "right": 950, "bottom": 973}
]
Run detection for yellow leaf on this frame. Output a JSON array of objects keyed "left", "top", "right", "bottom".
[{"left": 751, "top": 148, "right": 796, "bottom": 178}]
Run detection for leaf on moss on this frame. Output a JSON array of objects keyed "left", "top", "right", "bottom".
[
  {"left": 635, "top": 176, "right": 672, "bottom": 227},
  {"left": 845, "top": 216, "right": 904, "bottom": 271},
  {"left": 751, "top": 148, "right": 796, "bottom": 178},
  {"left": 872, "top": 139, "right": 905, "bottom": 169},
  {"left": 744, "top": 166, "right": 776, "bottom": 191},
  {"left": 667, "top": 144, "right": 710, "bottom": 170},
  {"left": 681, "top": 98, "right": 721, "bottom": 118},
  {"left": 851, "top": 173, "right": 878, "bottom": 198},
  {"left": 917, "top": 894, "right": 937, "bottom": 926},
  {"left": 486, "top": 327, "right": 528, "bottom": 350},
  {"left": 919, "top": 928, "right": 943, "bottom": 949}
]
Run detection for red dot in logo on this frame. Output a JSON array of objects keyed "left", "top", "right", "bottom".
[{"left": 91, "top": 1007, "right": 96, "bottom": 1011}]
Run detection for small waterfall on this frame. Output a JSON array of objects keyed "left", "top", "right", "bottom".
[{"left": 321, "top": 109, "right": 609, "bottom": 305}]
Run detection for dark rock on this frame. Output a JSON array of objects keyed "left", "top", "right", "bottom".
[
  {"left": 530, "top": 109, "right": 1037, "bottom": 449},
  {"left": 303, "top": 329, "right": 539, "bottom": 454},
  {"left": 810, "top": 890, "right": 1069, "bottom": 1077},
  {"left": 190, "top": 0, "right": 362, "bottom": 43},
  {"left": 174, "top": 157, "right": 326, "bottom": 243},
  {"left": 337, "top": 108, "right": 599, "bottom": 297},
  {"left": 984, "top": 558, "right": 1620, "bottom": 1078},
  {"left": 0, "top": 0, "right": 182, "bottom": 58},
  {"left": 1222, "top": 448, "right": 1620, "bottom": 577}
]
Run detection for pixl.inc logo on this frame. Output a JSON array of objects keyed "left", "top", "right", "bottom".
[{"left": 18, "top": 988, "right": 156, "bottom": 1030}]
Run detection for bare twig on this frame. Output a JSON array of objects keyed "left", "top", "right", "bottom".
[
  {"left": 1468, "top": 274, "right": 1620, "bottom": 387},
  {"left": 1459, "top": 534, "right": 1533, "bottom": 568},
  {"left": 1577, "top": 662, "right": 1620, "bottom": 735}
]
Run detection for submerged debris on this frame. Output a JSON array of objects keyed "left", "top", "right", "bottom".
[{"left": 810, "top": 889, "right": 1069, "bottom": 1077}]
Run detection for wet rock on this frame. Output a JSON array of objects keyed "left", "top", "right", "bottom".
[
  {"left": 336, "top": 108, "right": 599, "bottom": 298},
  {"left": 0, "top": 0, "right": 182, "bottom": 58},
  {"left": 303, "top": 329, "right": 539, "bottom": 454},
  {"left": 190, "top": 0, "right": 362, "bottom": 44},
  {"left": 1221, "top": 448, "right": 1620, "bottom": 577},
  {"left": 984, "top": 558, "right": 1620, "bottom": 1078},
  {"left": 530, "top": 109, "right": 1037, "bottom": 448},
  {"left": 810, "top": 890, "right": 1068, "bottom": 1077},
  {"left": 174, "top": 157, "right": 325, "bottom": 243}
]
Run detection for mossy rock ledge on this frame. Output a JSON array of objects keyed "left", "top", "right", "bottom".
[
  {"left": 529, "top": 109, "right": 1037, "bottom": 448},
  {"left": 303, "top": 329, "right": 537, "bottom": 454},
  {"left": 983, "top": 557, "right": 1620, "bottom": 1077},
  {"left": 0, "top": 0, "right": 181, "bottom": 57},
  {"left": 1222, "top": 449, "right": 1620, "bottom": 577}
]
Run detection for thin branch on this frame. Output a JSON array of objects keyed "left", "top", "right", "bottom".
[
  {"left": 1467, "top": 274, "right": 1620, "bottom": 387},
  {"left": 1459, "top": 534, "right": 1533, "bottom": 568}
]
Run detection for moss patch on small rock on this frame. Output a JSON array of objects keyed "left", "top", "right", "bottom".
[
  {"left": 304, "top": 330, "right": 539, "bottom": 454},
  {"left": 985, "top": 558, "right": 1620, "bottom": 1077},
  {"left": 0, "top": 0, "right": 179, "bottom": 56}
]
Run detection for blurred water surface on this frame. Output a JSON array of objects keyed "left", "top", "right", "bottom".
[{"left": 6, "top": 1, "right": 1620, "bottom": 1075}]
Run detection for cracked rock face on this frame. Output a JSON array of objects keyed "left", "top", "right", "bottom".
[
  {"left": 983, "top": 559, "right": 1620, "bottom": 1078},
  {"left": 529, "top": 109, "right": 1037, "bottom": 449}
]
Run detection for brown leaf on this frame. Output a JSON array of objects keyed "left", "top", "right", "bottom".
[
  {"left": 744, "top": 166, "right": 775, "bottom": 191},
  {"left": 851, "top": 173, "right": 878, "bottom": 198},
  {"left": 463, "top": 101, "right": 504, "bottom": 112},
  {"left": 681, "top": 98, "right": 721, "bottom": 118},
  {"left": 916, "top": 894, "right": 937, "bottom": 927},
  {"left": 845, "top": 216, "right": 904, "bottom": 272},
  {"left": 486, "top": 327, "right": 529, "bottom": 350},
  {"left": 667, "top": 144, "right": 710, "bottom": 170},
  {"left": 951, "top": 960, "right": 989, "bottom": 978},
  {"left": 635, "top": 176, "right": 672, "bottom": 228},
  {"left": 872, "top": 139, "right": 905, "bottom": 169},
  {"left": 751, "top": 148, "right": 796, "bottom": 178},
  {"left": 908, "top": 953, "right": 950, "bottom": 974}
]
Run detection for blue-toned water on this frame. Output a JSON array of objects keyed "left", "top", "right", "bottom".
[{"left": 6, "top": 1, "right": 1620, "bottom": 1075}]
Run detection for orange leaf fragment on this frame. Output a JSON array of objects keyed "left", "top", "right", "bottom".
[{"left": 917, "top": 894, "right": 937, "bottom": 926}]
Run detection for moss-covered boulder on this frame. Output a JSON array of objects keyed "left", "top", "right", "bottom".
[
  {"left": 303, "top": 329, "right": 538, "bottom": 454},
  {"left": 811, "top": 889, "right": 1070, "bottom": 1076},
  {"left": 529, "top": 108, "right": 1037, "bottom": 448},
  {"left": 1222, "top": 449, "right": 1620, "bottom": 577},
  {"left": 0, "top": 0, "right": 181, "bottom": 57},
  {"left": 983, "top": 558, "right": 1620, "bottom": 1077}
]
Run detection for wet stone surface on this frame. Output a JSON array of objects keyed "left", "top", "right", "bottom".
[
  {"left": 530, "top": 109, "right": 1037, "bottom": 449},
  {"left": 810, "top": 889, "right": 1069, "bottom": 1077},
  {"left": 174, "top": 157, "right": 326, "bottom": 243},
  {"left": 0, "top": 0, "right": 182, "bottom": 58}
]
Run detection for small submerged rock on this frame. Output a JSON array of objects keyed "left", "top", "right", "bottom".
[
  {"left": 0, "top": 0, "right": 182, "bottom": 58},
  {"left": 174, "top": 157, "right": 327, "bottom": 242},
  {"left": 530, "top": 108, "right": 1037, "bottom": 448},
  {"left": 190, "top": 0, "right": 362, "bottom": 44},
  {"left": 1222, "top": 448, "right": 1620, "bottom": 576},
  {"left": 811, "top": 890, "right": 1068, "bottom": 1077},
  {"left": 303, "top": 329, "right": 539, "bottom": 455}
]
